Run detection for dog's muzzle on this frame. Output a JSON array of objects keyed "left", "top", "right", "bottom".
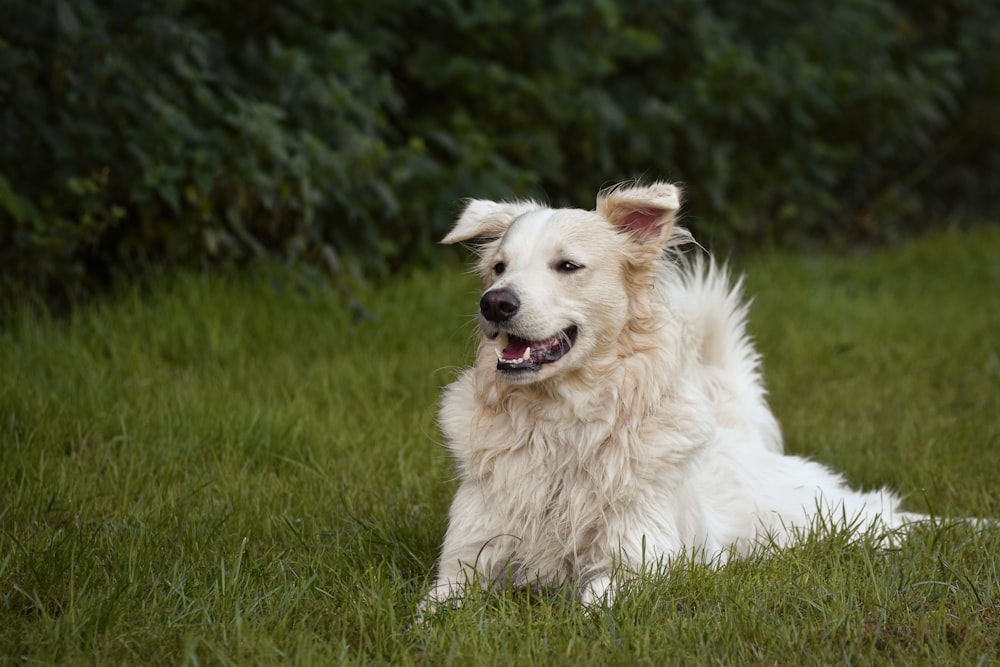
[{"left": 480, "top": 288, "right": 577, "bottom": 373}]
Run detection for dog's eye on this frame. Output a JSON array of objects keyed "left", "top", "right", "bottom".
[
  {"left": 494, "top": 262, "right": 506, "bottom": 275},
  {"left": 556, "top": 260, "right": 583, "bottom": 273}
]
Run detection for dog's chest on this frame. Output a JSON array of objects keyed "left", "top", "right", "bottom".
[{"left": 471, "top": 411, "right": 637, "bottom": 538}]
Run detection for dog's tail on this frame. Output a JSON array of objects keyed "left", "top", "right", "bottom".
[
  {"left": 669, "top": 256, "right": 783, "bottom": 452},
  {"left": 672, "top": 256, "right": 761, "bottom": 388}
]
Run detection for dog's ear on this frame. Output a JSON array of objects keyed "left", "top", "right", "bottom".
[
  {"left": 597, "top": 181, "right": 681, "bottom": 246},
  {"left": 441, "top": 199, "right": 541, "bottom": 245}
]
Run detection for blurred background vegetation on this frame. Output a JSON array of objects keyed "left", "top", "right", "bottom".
[{"left": 2, "top": 0, "right": 997, "bottom": 306}]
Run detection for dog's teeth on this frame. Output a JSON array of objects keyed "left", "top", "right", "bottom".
[
  {"left": 495, "top": 348, "right": 503, "bottom": 361},
  {"left": 523, "top": 347, "right": 531, "bottom": 361}
]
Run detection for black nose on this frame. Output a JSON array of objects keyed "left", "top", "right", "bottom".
[{"left": 480, "top": 288, "right": 520, "bottom": 322}]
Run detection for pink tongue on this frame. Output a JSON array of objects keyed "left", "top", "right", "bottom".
[{"left": 502, "top": 337, "right": 531, "bottom": 361}]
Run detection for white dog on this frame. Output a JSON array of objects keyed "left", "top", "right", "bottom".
[{"left": 426, "top": 181, "right": 923, "bottom": 608}]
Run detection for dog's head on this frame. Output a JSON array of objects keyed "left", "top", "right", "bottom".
[{"left": 443, "top": 182, "right": 683, "bottom": 385}]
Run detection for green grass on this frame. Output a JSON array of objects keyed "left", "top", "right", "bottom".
[{"left": 2, "top": 228, "right": 999, "bottom": 665}]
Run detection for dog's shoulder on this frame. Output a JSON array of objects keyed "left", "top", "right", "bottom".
[{"left": 438, "top": 368, "right": 478, "bottom": 445}]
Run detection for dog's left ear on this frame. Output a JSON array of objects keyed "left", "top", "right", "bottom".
[
  {"left": 597, "top": 181, "right": 681, "bottom": 246},
  {"left": 441, "top": 199, "right": 542, "bottom": 245}
]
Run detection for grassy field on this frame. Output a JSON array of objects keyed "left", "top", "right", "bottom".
[{"left": 2, "top": 227, "right": 999, "bottom": 665}]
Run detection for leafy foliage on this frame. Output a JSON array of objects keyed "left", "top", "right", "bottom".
[{"left": 1, "top": 0, "right": 997, "bottom": 303}]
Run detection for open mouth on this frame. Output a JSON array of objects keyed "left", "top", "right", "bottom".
[{"left": 494, "top": 326, "right": 578, "bottom": 373}]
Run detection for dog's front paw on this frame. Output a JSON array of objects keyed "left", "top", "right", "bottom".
[
  {"left": 416, "top": 582, "right": 466, "bottom": 621},
  {"left": 578, "top": 575, "right": 615, "bottom": 608}
]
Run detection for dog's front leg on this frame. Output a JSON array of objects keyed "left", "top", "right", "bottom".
[
  {"left": 579, "top": 522, "right": 685, "bottom": 608},
  {"left": 422, "top": 483, "right": 509, "bottom": 612}
]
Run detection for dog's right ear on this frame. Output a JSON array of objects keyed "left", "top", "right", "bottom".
[{"left": 441, "top": 199, "right": 540, "bottom": 244}]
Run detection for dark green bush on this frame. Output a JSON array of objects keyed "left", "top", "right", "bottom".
[
  {"left": 1, "top": 1, "right": 411, "bottom": 301},
  {"left": 1, "top": 0, "right": 997, "bottom": 305}
]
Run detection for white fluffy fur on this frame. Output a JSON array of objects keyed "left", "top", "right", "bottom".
[{"left": 427, "top": 181, "right": 923, "bottom": 608}]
